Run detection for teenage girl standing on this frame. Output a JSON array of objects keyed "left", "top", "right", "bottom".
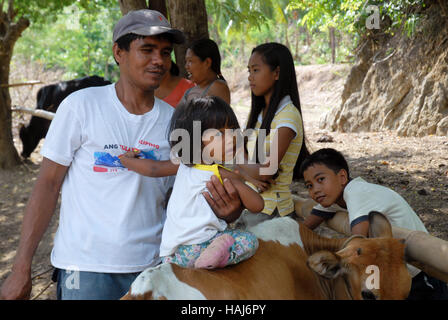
[{"left": 236, "top": 42, "right": 309, "bottom": 228}]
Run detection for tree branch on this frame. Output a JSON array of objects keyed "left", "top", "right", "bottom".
[
  {"left": 3, "top": 16, "right": 29, "bottom": 48},
  {"left": 438, "top": 0, "right": 447, "bottom": 17},
  {"left": 7, "top": 0, "right": 15, "bottom": 21}
]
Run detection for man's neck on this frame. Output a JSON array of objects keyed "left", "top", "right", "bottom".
[{"left": 115, "top": 80, "right": 156, "bottom": 115}]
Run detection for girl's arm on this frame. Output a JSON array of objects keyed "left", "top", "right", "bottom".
[
  {"left": 219, "top": 168, "right": 264, "bottom": 213},
  {"left": 236, "top": 127, "right": 296, "bottom": 181},
  {"left": 120, "top": 151, "right": 179, "bottom": 177}
]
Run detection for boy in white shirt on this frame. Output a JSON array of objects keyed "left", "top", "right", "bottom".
[{"left": 300, "top": 148, "right": 448, "bottom": 300}]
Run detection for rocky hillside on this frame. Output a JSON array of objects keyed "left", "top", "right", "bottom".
[{"left": 321, "top": 1, "right": 448, "bottom": 137}]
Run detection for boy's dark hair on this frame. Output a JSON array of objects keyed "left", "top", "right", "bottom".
[
  {"left": 168, "top": 96, "right": 240, "bottom": 165},
  {"left": 299, "top": 148, "right": 350, "bottom": 179},
  {"left": 245, "top": 42, "right": 309, "bottom": 180}
]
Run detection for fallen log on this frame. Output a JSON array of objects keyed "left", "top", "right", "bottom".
[
  {"left": 293, "top": 195, "right": 448, "bottom": 283},
  {"left": 12, "top": 106, "right": 55, "bottom": 120}
]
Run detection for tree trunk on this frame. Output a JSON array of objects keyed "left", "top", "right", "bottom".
[
  {"left": 240, "top": 26, "right": 246, "bottom": 59},
  {"left": 0, "top": 56, "right": 20, "bottom": 169},
  {"left": 118, "top": 0, "right": 148, "bottom": 14},
  {"left": 167, "top": 0, "right": 209, "bottom": 77},
  {"left": 118, "top": 0, "right": 167, "bottom": 17},
  {"left": 329, "top": 27, "right": 336, "bottom": 64},
  {"left": 0, "top": 6, "right": 30, "bottom": 168},
  {"left": 294, "top": 25, "right": 300, "bottom": 61},
  {"left": 148, "top": 0, "right": 167, "bottom": 17},
  {"left": 284, "top": 21, "right": 291, "bottom": 51},
  {"left": 304, "top": 26, "right": 311, "bottom": 46}
]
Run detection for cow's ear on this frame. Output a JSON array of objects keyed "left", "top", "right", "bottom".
[
  {"left": 368, "top": 211, "right": 393, "bottom": 238},
  {"left": 307, "top": 251, "right": 343, "bottom": 279}
]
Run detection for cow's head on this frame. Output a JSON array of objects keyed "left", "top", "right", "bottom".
[
  {"left": 307, "top": 212, "right": 412, "bottom": 300},
  {"left": 19, "top": 125, "right": 33, "bottom": 158},
  {"left": 19, "top": 122, "right": 45, "bottom": 159}
]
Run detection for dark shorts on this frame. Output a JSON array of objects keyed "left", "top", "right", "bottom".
[{"left": 407, "top": 271, "right": 448, "bottom": 300}]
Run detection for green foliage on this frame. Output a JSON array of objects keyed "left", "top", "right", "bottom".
[
  {"left": 206, "top": 0, "right": 354, "bottom": 66},
  {"left": 207, "top": 0, "right": 268, "bottom": 32},
  {"left": 13, "top": 0, "right": 426, "bottom": 82},
  {"left": 287, "top": 0, "right": 426, "bottom": 38},
  {"left": 10, "top": 0, "right": 77, "bottom": 24},
  {"left": 14, "top": 2, "right": 120, "bottom": 81}
]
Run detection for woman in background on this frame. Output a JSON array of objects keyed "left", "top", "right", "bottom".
[
  {"left": 155, "top": 60, "right": 195, "bottom": 107},
  {"left": 180, "top": 38, "right": 231, "bottom": 105}
]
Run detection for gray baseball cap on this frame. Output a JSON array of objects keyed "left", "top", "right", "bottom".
[{"left": 113, "top": 9, "right": 185, "bottom": 44}]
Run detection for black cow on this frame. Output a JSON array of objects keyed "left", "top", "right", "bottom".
[{"left": 19, "top": 76, "right": 111, "bottom": 158}]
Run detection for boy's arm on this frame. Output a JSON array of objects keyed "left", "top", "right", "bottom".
[
  {"left": 220, "top": 169, "right": 264, "bottom": 213},
  {"left": 303, "top": 215, "right": 325, "bottom": 230},
  {"left": 120, "top": 152, "right": 179, "bottom": 177}
]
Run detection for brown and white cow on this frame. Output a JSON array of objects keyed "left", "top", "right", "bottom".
[{"left": 121, "top": 212, "right": 411, "bottom": 300}]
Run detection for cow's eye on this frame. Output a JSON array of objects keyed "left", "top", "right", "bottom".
[
  {"left": 361, "top": 290, "right": 377, "bottom": 300},
  {"left": 357, "top": 248, "right": 362, "bottom": 255}
]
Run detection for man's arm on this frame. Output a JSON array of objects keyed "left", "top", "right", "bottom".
[
  {"left": 202, "top": 175, "right": 244, "bottom": 223},
  {"left": 0, "top": 158, "right": 68, "bottom": 300}
]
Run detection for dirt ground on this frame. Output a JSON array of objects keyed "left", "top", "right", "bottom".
[{"left": 1, "top": 64, "right": 447, "bottom": 300}]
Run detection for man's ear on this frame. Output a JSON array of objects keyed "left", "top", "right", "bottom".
[
  {"left": 307, "top": 251, "right": 343, "bottom": 279},
  {"left": 113, "top": 43, "right": 123, "bottom": 65}
]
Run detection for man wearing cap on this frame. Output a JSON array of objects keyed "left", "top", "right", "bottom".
[{"left": 0, "top": 10, "right": 242, "bottom": 300}]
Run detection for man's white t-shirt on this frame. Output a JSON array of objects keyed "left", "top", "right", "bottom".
[
  {"left": 311, "top": 176, "right": 427, "bottom": 277},
  {"left": 159, "top": 163, "right": 228, "bottom": 256},
  {"left": 41, "top": 84, "right": 174, "bottom": 273}
]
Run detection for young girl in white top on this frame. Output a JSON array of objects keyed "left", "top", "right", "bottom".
[{"left": 120, "top": 96, "right": 263, "bottom": 269}]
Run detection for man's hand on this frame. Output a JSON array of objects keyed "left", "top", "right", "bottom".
[
  {"left": 203, "top": 175, "right": 243, "bottom": 223},
  {"left": 0, "top": 269, "right": 32, "bottom": 300}
]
